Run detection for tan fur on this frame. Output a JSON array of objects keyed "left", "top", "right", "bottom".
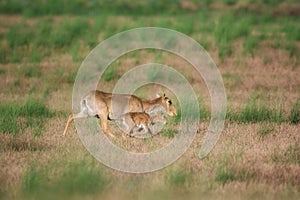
[
  {"left": 142, "top": 95, "right": 177, "bottom": 117},
  {"left": 118, "top": 112, "right": 153, "bottom": 137},
  {"left": 63, "top": 90, "right": 177, "bottom": 138}
]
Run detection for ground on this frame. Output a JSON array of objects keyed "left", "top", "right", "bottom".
[{"left": 0, "top": 1, "right": 300, "bottom": 199}]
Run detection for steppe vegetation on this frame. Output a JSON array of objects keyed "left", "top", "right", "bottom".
[{"left": 0, "top": 0, "right": 299, "bottom": 199}]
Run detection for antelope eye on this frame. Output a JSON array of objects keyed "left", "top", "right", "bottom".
[{"left": 168, "top": 100, "right": 172, "bottom": 104}]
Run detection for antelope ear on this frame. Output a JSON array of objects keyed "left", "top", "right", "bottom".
[
  {"left": 163, "top": 93, "right": 166, "bottom": 97},
  {"left": 156, "top": 93, "right": 161, "bottom": 98}
]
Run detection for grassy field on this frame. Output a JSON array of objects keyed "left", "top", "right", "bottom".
[{"left": 0, "top": 0, "right": 300, "bottom": 199}]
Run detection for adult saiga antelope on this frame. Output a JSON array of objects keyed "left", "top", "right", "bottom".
[{"left": 63, "top": 90, "right": 177, "bottom": 138}]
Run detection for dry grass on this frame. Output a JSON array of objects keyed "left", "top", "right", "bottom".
[
  {"left": 0, "top": 10, "right": 300, "bottom": 200},
  {"left": 2, "top": 119, "right": 299, "bottom": 199}
]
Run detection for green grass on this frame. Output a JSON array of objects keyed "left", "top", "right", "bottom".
[
  {"left": 288, "top": 100, "right": 300, "bottom": 124},
  {"left": 243, "top": 36, "right": 260, "bottom": 55},
  {"left": 21, "top": 161, "right": 108, "bottom": 198},
  {"left": 217, "top": 41, "right": 232, "bottom": 60},
  {"left": 215, "top": 166, "right": 255, "bottom": 185},
  {"left": 0, "top": 3, "right": 299, "bottom": 63},
  {"left": 50, "top": 18, "right": 89, "bottom": 48},
  {"left": 215, "top": 159, "right": 256, "bottom": 185},
  {"left": 198, "top": 98, "right": 210, "bottom": 120},
  {"left": 0, "top": 103, "right": 20, "bottom": 136},
  {"left": 175, "top": 95, "right": 201, "bottom": 123},
  {"left": 71, "top": 42, "right": 83, "bottom": 62},
  {"left": 102, "top": 63, "right": 120, "bottom": 82},
  {"left": 21, "top": 98, "right": 54, "bottom": 118},
  {"left": 2, "top": 0, "right": 298, "bottom": 16},
  {"left": 281, "top": 21, "right": 300, "bottom": 42},
  {"left": 67, "top": 70, "right": 77, "bottom": 84},
  {"left": 0, "top": 99, "right": 54, "bottom": 136},
  {"left": 10, "top": 48, "right": 25, "bottom": 63},
  {"left": 54, "top": 162, "right": 108, "bottom": 195},
  {"left": 52, "top": 68, "right": 78, "bottom": 85},
  {"left": 215, "top": 164, "right": 235, "bottom": 185},
  {"left": 223, "top": 0, "right": 238, "bottom": 5},
  {"left": 161, "top": 118, "right": 176, "bottom": 138},
  {"left": 0, "top": 68, "right": 6, "bottom": 74},
  {"left": 21, "top": 166, "right": 48, "bottom": 195},
  {"left": 172, "top": 97, "right": 293, "bottom": 125},
  {"left": 6, "top": 22, "right": 33, "bottom": 48},
  {"left": 1, "top": 17, "right": 91, "bottom": 64},
  {"left": 34, "top": 18, "right": 54, "bottom": 48},
  {"left": 146, "top": 65, "right": 161, "bottom": 82},
  {"left": 228, "top": 98, "right": 284, "bottom": 123},
  {"left": 175, "top": 16, "right": 195, "bottom": 35},
  {"left": 0, "top": 47, "right": 9, "bottom": 63},
  {"left": 213, "top": 13, "right": 253, "bottom": 60},
  {"left": 23, "top": 66, "right": 42, "bottom": 78},
  {"left": 165, "top": 169, "right": 191, "bottom": 188},
  {"left": 30, "top": 47, "right": 44, "bottom": 63},
  {"left": 284, "top": 42, "right": 298, "bottom": 58}
]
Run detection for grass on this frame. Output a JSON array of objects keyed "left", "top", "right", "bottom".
[
  {"left": 0, "top": 68, "right": 6, "bottom": 74},
  {"left": 258, "top": 122, "right": 274, "bottom": 138},
  {"left": 6, "top": 22, "right": 33, "bottom": 48},
  {"left": 223, "top": 0, "right": 238, "bottom": 5},
  {"left": 146, "top": 65, "right": 161, "bottom": 82},
  {"left": 23, "top": 65, "right": 42, "bottom": 78},
  {"left": 228, "top": 98, "right": 285, "bottom": 123},
  {"left": 53, "top": 162, "right": 108, "bottom": 195},
  {"left": 284, "top": 42, "right": 298, "bottom": 58},
  {"left": 21, "top": 98, "right": 54, "bottom": 118},
  {"left": 288, "top": 100, "right": 300, "bottom": 124},
  {"left": 223, "top": 72, "right": 242, "bottom": 88},
  {"left": 161, "top": 118, "right": 176, "bottom": 138},
  {"left": 213, "top": 13, "right": 253, "bottom": 60},
  {"left": 2, "top": 17, "right": 91, "bottom": 64},
  {"left": 175, "top": 95, "right": 201, "bottom": 123},
  {"left": 30, "top": 48, "right": 43, "bottom": 63},
  {"left": 215, "top": 164, "right": 235, "bottom": 185},
  {"left": 71, "top": 42, "right": 82, "bottom": 62},
  {"left": 173, "top": 97, "right": 293, "bottom": 124},
  {"left": 272, "top": 144, "right": 300, "bottom": 166},
  {"left": 67, "top": 70, "right": 77, "bottom": 84},
  {"left": 0, "top": 4, "right": 298, "bottom": 63},
  {"left": 2, "top": 0, "right": 299, "bottom": 16},
  {"left": 165, "top": 169, "right": 191, "bottom": 188},
  {"left": 102, "top": 62, "right": 120, "bottom": 82},
  {"left": 216, "top": 167, "right": 256, "bottom": 185},
  {"left": 198, "top": 98, "right": 210, "bottom": 120},
  {"left": 0, "top": 99, "right": 55, "bottom": 136},
  {"left": 0, "top": 47, "right": 9, "bottom": 63},
  {"left": 281, "top": 21, "right": 300, "bottom": 42},
  {"left": 0, "top": 103, "right": 20, "bottom": 136},
  {"left": 50, "top": 19, "right": 89, "bottom": 48},
  {"left": 21, "top": 161, "right": 108, "bottom": 198},
  {"left": 21, "top": 166, "right": 47, "bottom": 195},
  {"left": 0, "top": 1, "right": 300, "bottom": 199},
  {"left": 215, "top": 158, "right": 256, "bottom": 186},
  {"left": 243, "top": 36, "right": 260, "bottom": 55}
]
